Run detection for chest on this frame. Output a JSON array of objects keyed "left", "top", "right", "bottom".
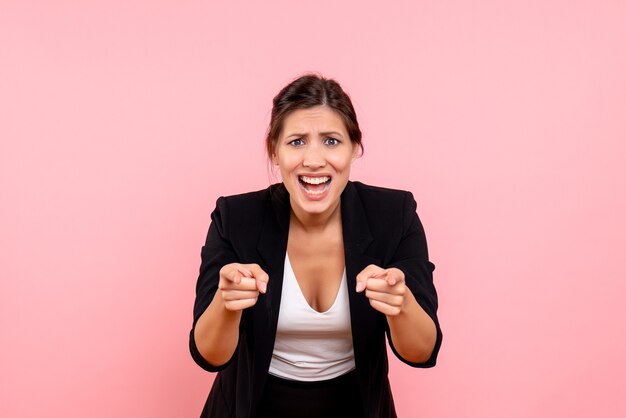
[{"left": 287, "top": 228, "right": 346, "bottom": 313}]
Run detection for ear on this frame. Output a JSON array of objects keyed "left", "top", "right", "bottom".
[{"left": 271, "top": 152, "right": 279, "bottom": 165}]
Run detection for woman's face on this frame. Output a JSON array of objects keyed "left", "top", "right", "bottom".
[{"left": 272, "top": 105, "right": 358, "bottom": 220}]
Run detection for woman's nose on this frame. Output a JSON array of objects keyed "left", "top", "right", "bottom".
[{"left": 302, "top": 144, "right": 325, "bottom": 168}]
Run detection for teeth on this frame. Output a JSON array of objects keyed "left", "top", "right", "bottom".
[
  {"left": 305, "top": 188, "right": 326, "bottom": 195},
  {"left": 300, "top": 176, "right": 330, "bottom": 185}
]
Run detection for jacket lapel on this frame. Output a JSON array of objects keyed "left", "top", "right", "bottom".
[
  {"left": 256, "top": 182, "right": 290, "bottom": 324},
  {"left": 251, "top": 184, "right": 290, "bottom": 410},
  {"left": 340, "top": 182, "right": 382, "bottom": 370}
]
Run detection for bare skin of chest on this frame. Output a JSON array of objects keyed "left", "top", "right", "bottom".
[{"left": 287, "top": 224, "right": 345, "bottom": 313}]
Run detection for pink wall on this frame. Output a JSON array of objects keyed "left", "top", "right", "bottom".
[{"left": 2, "top": 1, "right": 625, "bottom": 417}]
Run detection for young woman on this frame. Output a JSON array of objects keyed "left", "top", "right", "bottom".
[{"left": 190, "top": 74, "right": 442, "bottom": 418}]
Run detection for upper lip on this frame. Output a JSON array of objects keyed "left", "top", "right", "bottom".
[{"left": 297, "top": 173, "right": 333, "bottom": 178}]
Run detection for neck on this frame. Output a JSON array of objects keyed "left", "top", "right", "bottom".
[{"left": 289, "top": 199, "right": 342, "bottom": 233}]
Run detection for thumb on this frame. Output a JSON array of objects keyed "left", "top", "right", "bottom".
[
  {"left": 256, "top": 273, "right": 269, "bottom": 294},
  {"left": 356, "top": 265, "right": 378, "bottom": 292},
  {"left": 246, "top": 264, "right": 269, "bottom": 294}
]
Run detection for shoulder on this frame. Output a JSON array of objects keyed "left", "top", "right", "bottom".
[
  {"left": 346, "top": 181, "right": 421, "bottom": 243},
  {"left": 345, "top": 180, "right": 416, "bottom": 226},
  {"left": 211, "top": 184, "right": 283, "bottom": 235},
  {"left": 216, "top": 183, "right": 283, "bottom": 213},
  {"left": 344, "top": 181, "right": 426, "bottom": 265},
  {"left": 349, "top": 181, "right": 416, "bottom": 213},
  {"left": 218, "top": 184, "right": 277, "bottom": 206},
  {"left": 350, "top": 180, "right": 412, "bottom": 198}
]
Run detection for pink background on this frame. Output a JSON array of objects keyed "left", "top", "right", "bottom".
[{"left": 2, "top": 1, "right": 625, "bottom": 417}]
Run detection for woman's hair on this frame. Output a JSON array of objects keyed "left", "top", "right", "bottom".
[{"left": 265, "top": 74, "right": 363, "bottom": 158}]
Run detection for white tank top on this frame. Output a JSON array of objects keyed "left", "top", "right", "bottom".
[{"left": 268, "top": 254, "right": 356, "bottom": 381}]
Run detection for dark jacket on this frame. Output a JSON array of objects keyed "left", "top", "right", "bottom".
[{"left": 190, "top": 181, "right": 442, "bottom": 418}]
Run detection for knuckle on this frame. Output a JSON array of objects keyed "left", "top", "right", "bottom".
[{"left": 221, "top": 262, "right": 236, "bottom": 272}]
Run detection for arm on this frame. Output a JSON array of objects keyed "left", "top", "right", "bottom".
[
  {"left": 193, "top": 290, "right": 243, "bottom": 369},
  {"left": 356, "top": 192, "right": 442, "bottom": 367},
  {"left": 189, "top": 198, "right": 267, "bottom": 371},
  {"left": 356, "top": 266, "right": 437, "bottom": 364},
  {"left": 194, "top": 266, "right": 266, "bottom": 368},
  {"left": 385, "top": 271, "right": 437, "bottom": 363}
]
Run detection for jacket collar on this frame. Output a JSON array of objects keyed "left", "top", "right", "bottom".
[
  {"left": 257, "top": 181, "right": 374, "bottom": 263},
  {"left": 340, "top": 180, "right": 374, "bottom": 255}
]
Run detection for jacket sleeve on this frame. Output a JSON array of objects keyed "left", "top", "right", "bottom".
[
  {"left": 189, "top": 196, "right": 240, "bottom": 372},
  {"left": 386, "top": 191, "right": 442, "bottom": 368}
]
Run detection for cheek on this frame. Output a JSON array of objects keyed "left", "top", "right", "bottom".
[
  {"left": 277, "top": 154, "right": 301, "bottom": 174},
  {"left": 328, "top": 153, "right": 354, "bottom": 171}
]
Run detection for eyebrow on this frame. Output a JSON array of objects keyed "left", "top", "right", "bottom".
[{"left": 284, "top": 131, "right": 345, "bottom": 139}]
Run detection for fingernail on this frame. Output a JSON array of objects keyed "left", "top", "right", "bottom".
[
  {"left": 260, "top": 282, "right": 267, "bottom": 293},
  {"left": 356, "top": 282, "right": 364, "bottom": 292}
]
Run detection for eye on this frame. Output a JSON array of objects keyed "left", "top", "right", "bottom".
[
  {"left": 324, "top": 137, "right": 340, "bottom": 146},
  {"left": 288, "top": 138, "right": 305, "bottom": 147}
]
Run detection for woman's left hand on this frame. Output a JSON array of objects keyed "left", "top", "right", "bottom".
[{"left": 356, "top": 265, "right": 407, "bottom": 316}]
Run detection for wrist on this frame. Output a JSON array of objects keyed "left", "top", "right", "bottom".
[{"left": 398, "top": 289, "right": 417, "bottom": 317}]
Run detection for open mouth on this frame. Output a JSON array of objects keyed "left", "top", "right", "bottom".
[{"left": 298, "top": 175, "right": 332, "bottom": 195}]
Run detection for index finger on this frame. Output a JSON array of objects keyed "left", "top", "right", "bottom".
[{"left": 221, "top": 264, "right": 253, "bottom": 285}]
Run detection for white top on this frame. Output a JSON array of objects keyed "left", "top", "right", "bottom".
[{"left": 268, "top": 254, "right": 356, "bottom": 381}]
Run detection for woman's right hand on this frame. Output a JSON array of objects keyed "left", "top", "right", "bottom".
[{"left": 218, "top": 263, "right": 269, "bottom": 311}]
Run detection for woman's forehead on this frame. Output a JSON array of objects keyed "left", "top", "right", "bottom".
[{"left": 282, "top": 106, "right": 347, "bottom": 134}]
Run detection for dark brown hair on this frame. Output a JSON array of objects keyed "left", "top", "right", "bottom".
[{"left": 265, "top": 74, "right": 363, "bottom": 158}]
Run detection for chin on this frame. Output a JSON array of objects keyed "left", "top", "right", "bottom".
[
  {"left": 300, "top": 201, "right": 334, "bottom": 215},
  {"left": 293, "top": 185, "right": 345, "bottom": 217}
]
